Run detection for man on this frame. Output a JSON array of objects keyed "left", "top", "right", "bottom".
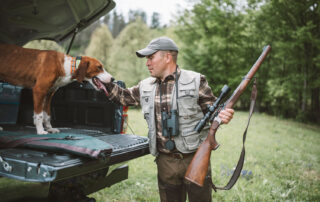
[{"left": 105, "top": 36, "right": 234, "bottom": 202}]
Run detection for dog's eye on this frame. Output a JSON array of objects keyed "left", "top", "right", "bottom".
[{"left": 98, "top": 65, "right": 103, "bottom": 70}]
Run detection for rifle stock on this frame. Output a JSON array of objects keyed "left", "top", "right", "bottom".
[{"left": 184, "top": 45, "right": 271, "bottom": 187}]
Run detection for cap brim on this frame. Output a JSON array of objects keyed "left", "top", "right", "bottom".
[{"left": 136, "top": 48, "right": 157, "bottom": 58}]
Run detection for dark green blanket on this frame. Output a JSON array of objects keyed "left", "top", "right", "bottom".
[{"left": 0, "top": 131, "right": 113, "bottom": 159}]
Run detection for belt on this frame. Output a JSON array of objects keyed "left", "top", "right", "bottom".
[{"left": 161, "top": 152, "right": 195, "bottom": 160}]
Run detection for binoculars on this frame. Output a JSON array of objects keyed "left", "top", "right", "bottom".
[
  {"left": 161, "top": 109, "right": 179, "bottom": 137},
  {"left": 162, "top": 109, "right": 179, "bottom": 151}
]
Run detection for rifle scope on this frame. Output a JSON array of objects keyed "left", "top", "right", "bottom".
[{"left": 194, "top": 85, "right": 230, "bottom": 133}]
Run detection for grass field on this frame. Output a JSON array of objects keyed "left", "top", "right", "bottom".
[{"left": 91, "top": 108, "right": 320, "bottom": 202}]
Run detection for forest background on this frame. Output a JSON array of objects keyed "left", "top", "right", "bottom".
[{"left": 25, "top": 0, "right": 320, "bottom": 124}]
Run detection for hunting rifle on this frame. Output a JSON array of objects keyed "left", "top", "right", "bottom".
[{"left": 184, "top": 45, "right": 271, "bottom": 189}]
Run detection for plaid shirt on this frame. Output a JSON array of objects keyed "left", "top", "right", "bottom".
[{"left": 106, "top": 67, "right": 216, "bottom": 153}]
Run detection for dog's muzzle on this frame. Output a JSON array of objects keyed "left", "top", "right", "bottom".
[{"left": 92, "top": 77, "right": 109, "bottom": 97}]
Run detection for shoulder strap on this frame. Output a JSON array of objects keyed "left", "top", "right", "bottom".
[{"left": 211, "top": 78, "right": 257, "bottom": 192}]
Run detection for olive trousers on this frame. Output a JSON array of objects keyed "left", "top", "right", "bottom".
[{"left": 155, "top": 152, "right": 212, "bottom": 202}]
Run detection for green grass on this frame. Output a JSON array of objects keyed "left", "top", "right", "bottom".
[{"left": 91, "top": 108, "right": 320, "bottom": 201}]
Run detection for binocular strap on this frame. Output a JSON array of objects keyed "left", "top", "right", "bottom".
[{"left": 160, "top": 67, "right": 180, "bottom": 151}]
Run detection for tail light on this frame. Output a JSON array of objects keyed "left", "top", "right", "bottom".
[{"left": 120, "top": 106, "right": 128, "bottom": 134}]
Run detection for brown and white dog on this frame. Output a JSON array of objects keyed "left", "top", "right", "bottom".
[{"left": 0, "top": 44, "right": 113, "bottom": 134}]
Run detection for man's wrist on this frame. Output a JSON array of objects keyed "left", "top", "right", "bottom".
[{"left": 104, "top": 82, "right": 115, "bottom": 92}]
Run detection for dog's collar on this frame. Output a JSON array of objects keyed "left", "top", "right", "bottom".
[{"left": 71, "top": 56, "right": 82, "bottom": 74}]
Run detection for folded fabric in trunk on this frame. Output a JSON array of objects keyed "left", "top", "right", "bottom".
[{"left": 0, "top": 131, "right": 113, "bottom": 159}]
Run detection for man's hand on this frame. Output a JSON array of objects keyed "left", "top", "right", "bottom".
[{"left": 218, "top": 108, "right": 234, "bottom": 124}]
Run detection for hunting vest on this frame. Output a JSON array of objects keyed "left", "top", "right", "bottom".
[{"left": 139, "top": 69, "right": 210, "bottom": 156}]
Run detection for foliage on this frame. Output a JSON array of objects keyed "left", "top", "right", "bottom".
[
  {"left": 175, "top": 0, "right": 320, "bottom": 123},
  {"left": 90, "top": 108, "right": 320, "bottom": 201},
  {"left": 109, "top": 10, "right": 127, "bottom": 38},
  {"left": 60, "top": 21, "right": 101, "bottom": 56},
  {"left": 253, "top": 0, "right": 320, "bottom": 122},
  {"left": 175, "top": 0, "right": 248, "bottom": 99},
  {"left": 24, "top": 40, "right": 64, "bottom": 52},
  {"left": 128, "top": 10, "right": 147, "bottom": 24},
  {"left": 108, "top": 19, "right": 156, "bottom": 87},
  {"left": 84, "top": 24, "right": 113, "bottom": 69},
  {"left": 151, "top": 12, "right": 161, "bottom": 29}
]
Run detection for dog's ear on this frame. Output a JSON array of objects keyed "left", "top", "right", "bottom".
[{"left": 72, "top": 61, "right": 88, "bottom": 83}]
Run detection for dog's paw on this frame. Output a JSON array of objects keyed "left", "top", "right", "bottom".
[
  {"left": 47, "top": 128, "right": 60, "bottom": 133},
  {"left": 0, "top": 126, "right": 3, "bottom": 131},
  {"left": 37, "top": 130, "right": 48, "bottom": 135}
]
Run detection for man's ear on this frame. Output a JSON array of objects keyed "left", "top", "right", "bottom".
[
  {"left": 72, "top": 61, "right": 88, "bottom": 83},
  {"left": 166, "top": 52, "right": 172, "bottom": 63}
]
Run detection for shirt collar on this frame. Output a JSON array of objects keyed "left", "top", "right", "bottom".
[{"left": 153, "top": 66, "right": 181, "bottom": 84}]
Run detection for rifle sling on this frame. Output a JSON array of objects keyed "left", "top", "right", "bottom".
[{"left": 211, "top": 78, "right": 257, "bottom": 192}]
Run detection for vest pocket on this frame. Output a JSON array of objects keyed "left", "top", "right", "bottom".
[
  {"left": 181, "top": 129, "right": 200, "bottom": 151},
  {"left": 178, "top": 78, "right": 198, "bottom": 117},
  {"left": 177, "top": 97, "right": 198, "bottom": 117},
  {"left": 180, "top": 125, "right": 209, "bottom": 151},
  {"left": 178, "top": 77, "right": 196, "bottom": 97},
  {"left": 141, "top": 90, "right": 152, "bottom": 123}
]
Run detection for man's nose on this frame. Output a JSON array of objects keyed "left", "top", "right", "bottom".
[{"left": 146, "top": 59, "right": 151, "bottom": 66}]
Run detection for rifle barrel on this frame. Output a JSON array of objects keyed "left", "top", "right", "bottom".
[{"left": 226, "top": 45, "right": 271, "bottom": 108}]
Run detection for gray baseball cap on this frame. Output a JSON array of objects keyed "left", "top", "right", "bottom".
[{"left": 136, "top": 36, "right": 179, "bottom": 57}]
